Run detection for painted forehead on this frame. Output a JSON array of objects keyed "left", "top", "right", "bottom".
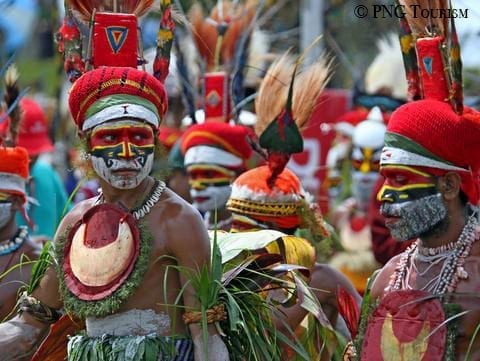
[
  {"left": 380, "top": 165, "right": 434, "bottom": 179},
  {"left": 91, "top": 119, "right": 154, "bottom": 133}
]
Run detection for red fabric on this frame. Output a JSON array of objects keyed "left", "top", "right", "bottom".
[
  {"left": 388, "top": 99, "right": 480, "bottom": 204},
  {"left": 0, "top": 98, "right": 54, "bottom": 156},
  {"left": 0, "top": 146, "right": 29, "bottom": 179},
  {"left": 204, "top": 72, "right": 231, "bottom": 122},
  {"left": 68, "top": 67, "right": 168, "bottom": 130},
  {"left": 369, "top": 176, "right": 413, "bottom": 265},
  {"left": 253, "top": 214, "right": 301, "bottom": 229},
  {"left": 416, "top": 37, "right": 449, "bottom": 102},
  {"left": 181, "top": 122, "right": 253, "bottom": 160},
  {"left": 158, "top": 126, "right": 182, "bottom": 151},
  {"left": 92, "top": 13, "right": 138, "bottom": 68}
]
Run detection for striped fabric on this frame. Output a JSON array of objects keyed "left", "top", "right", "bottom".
[{"left": 171, "top": 338, "right": 194, "bottom": 361}]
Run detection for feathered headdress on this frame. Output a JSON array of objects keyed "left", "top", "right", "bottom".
[
  {"left": 254, "top": 49, "right": 331, "bottom": 186},
  {"left": 396, "top": 0, "right": 463, "bottom": 113},
  {"left": 57, "top": 0, "right": 175, "bottom": 84},
  {"left": 188, "top": 0, "right": 258, "bottom": 122}
]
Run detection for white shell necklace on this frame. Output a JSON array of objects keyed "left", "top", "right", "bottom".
[{"left": 96, "top": 179, "right": 166, "bottom": 221}]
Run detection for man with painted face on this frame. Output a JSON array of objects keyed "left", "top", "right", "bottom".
[
  {"left": 348, "top": 98, "right": 480, "bottom": 360},
  {"left": 329, "top": 107, "right": 385, "bottom": 293},
  {"left": 0, "top": 146, "right": 41, "bottom": 321},
  {"left": 181, "top": 122, "right": 253, "bottom": 230},
  {"left": 0, "top": 67, "right": 229, "bottom": 361}
]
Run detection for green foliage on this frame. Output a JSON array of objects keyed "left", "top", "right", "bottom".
[{"left": 68, "top": 333, "right": 186, "bottom": 361}]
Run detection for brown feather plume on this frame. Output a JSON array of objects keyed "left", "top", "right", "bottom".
[
  {"left": 3, "top": 65, "right": 21, "bottom": 146},
  {"left": 254, "top": 52, "right": 332, "bottom": 136},
  {"left": 254, "top": 52, "right": 294, "bottom": 136},
  {"left": 67, "top": 0, "right": 154, "bottom": 22},
  {"left": 292, "top": 55, "right": 332, "bottom": 130},
  {"left": 189, "top": 0, "right": 257, "bottom": 72},
  {"left": 399, "top": 0, "right": 448, "bottom": 37}
]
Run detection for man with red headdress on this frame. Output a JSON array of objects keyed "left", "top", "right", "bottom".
[
  {"left": 0, "top": 97, "right": 70, "bottom": 239},
  {"left": 0, "top": 2, "right": 229, "bottom": 360},
  {"left": 181, "top": 122, "right": 253, "bottom": 230},
  {"left": 0, "top": 145, "right": 42, "bottom": 321},
  {"left": 345, "top": 4, "right": 480, "bottom": 360}
]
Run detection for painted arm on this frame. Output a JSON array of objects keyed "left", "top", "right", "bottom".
[{"left": 167, "top": 205, "right": 230, "bottom": 361}]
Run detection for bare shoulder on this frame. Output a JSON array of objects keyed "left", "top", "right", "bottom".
[
  {"left": 370, "top": 253, "right": 402, "bottom": 301},
  {"left": 155, "top": 188, "right": 208, "bottom": 251}
]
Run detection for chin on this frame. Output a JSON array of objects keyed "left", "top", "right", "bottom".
[{"left": 109, "top": 176, "right": 144, "bottom": 190}]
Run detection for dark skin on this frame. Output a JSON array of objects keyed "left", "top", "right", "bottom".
[
  {"left": 0, "top": 195, "right": 40, "bottom": 322},
  {"left": 0, "top": 175, "right": 222, "bottom": 359},
  {"left": 370, "top": 172, "right": 480, "bottom": 360}
]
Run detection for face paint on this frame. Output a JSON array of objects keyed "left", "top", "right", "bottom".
[
  {"left": 187, "top": 164, "right": 235, "bottom": 212},
  {"left": 190, "top": 186, "right": 232, "bottom": 212},
  {"left": 350, "top": 146, "right": 382, "bottom": 211},
  {"left": 0, "top": 202, "right": 13, "bottom": 228},
  {"left": 380, "top": 193, "right": 448, "bottom": 241},
  {"left": 89, "top": 121, "right": 155, "bottom": 189},
  {"left": 378, "top": 165, "right": 447, "bottom": 241}
]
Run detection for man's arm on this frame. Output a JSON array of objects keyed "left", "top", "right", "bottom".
[
  {"left": 166, "top": 205, "right": 229, "bottom": 361},
  {"left": 0, "top": 200, "right": 87, "bottom": 360}
]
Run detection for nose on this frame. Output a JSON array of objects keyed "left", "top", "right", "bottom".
[
  {"left": 118, "top": 141, "right": 134, "bottom": 159},
  {"left": 377, "top": 184, "right": 395, "bottom": 203},
  {"left": 189, "top": 179, "right": 207, "bottom": 191},
  {"left": 359, "top": 160, "right": 371, "bottom": 173}
]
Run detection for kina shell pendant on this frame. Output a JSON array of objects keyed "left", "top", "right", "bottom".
[{"left": 63, "top": 204, "right": 141, "bottom": 301}]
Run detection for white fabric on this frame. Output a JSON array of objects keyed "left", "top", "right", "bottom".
[
  {"left": 0, "top": 172, "right": 26, "bottom": 196},
  {"left": 83, "top": 104, "right": 159, "bottom": 131},
  {"left": 230, "top": 183, "right": 302, "bottom": 203},
  {"left": 184, "top": 146, "right": 243, "bottom": 168},
  {"left": 381, "top": 146, "right": 469, "bottom": 172},
  {"left": 86, "top": 309, "right": 171, "bottom": 337}
]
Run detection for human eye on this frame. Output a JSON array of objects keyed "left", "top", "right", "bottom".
[{"left": 103, "top": 133, "right": 117, "bottom": 142}]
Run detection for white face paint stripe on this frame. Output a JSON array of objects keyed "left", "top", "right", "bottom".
[
  {"left": 83, "top": 104, "right": 159, "bottom": 131},
  {"left": 381, "top": 146, "right": 469, "bottom": 173},
  {"left": 91, "top": 154, "right": 154, "bottom": 190}
]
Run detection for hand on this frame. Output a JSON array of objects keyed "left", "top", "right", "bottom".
[{"left": 193, "top": 334, "right": 230, "bottom": 361}]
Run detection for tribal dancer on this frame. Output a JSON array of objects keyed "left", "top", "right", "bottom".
[
  {"left": 181, "top": 122, "right": 253, "bottom": 230},
  {"left": 345, "top": 2, "right": 480, "bottom": 360},
  {"left": 223, "top": 50, "right": 360, "bottom": 360},
  {"left": 0, "top": 143, "right": 41, "bottom": 322},
  {"left": 0, "top": 64, "right": 41, "bottom": 322},
  {"left": 0, "top": 1, "right": 229, "bottom": 360}
]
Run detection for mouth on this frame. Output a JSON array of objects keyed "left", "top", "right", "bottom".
[
  {"left": 384, "top": 215, "right": 401, "bottom": 227},
  {"left": 193, "top": 196, "right": 210, "bottom": 203},
  {"left": 112, "top": 168, "right": 140, "bottom": 176}
]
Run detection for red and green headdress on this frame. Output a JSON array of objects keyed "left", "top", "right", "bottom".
[
  {"left": 68, "top": 66, "right": 168, "bottom": 131},
  {"left": 381, "top": 1, "right": 480, "bottom": 205}
]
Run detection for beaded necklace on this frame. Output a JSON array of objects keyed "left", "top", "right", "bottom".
[
  {"left": 388, "top": 213, "right": 478, "bottom": 294},
  {"left": 0, "top": 226, "right": 28, "bottom": 256},
  {"left": 96, "top": 179, "right": 166, "bottom": 221}
]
